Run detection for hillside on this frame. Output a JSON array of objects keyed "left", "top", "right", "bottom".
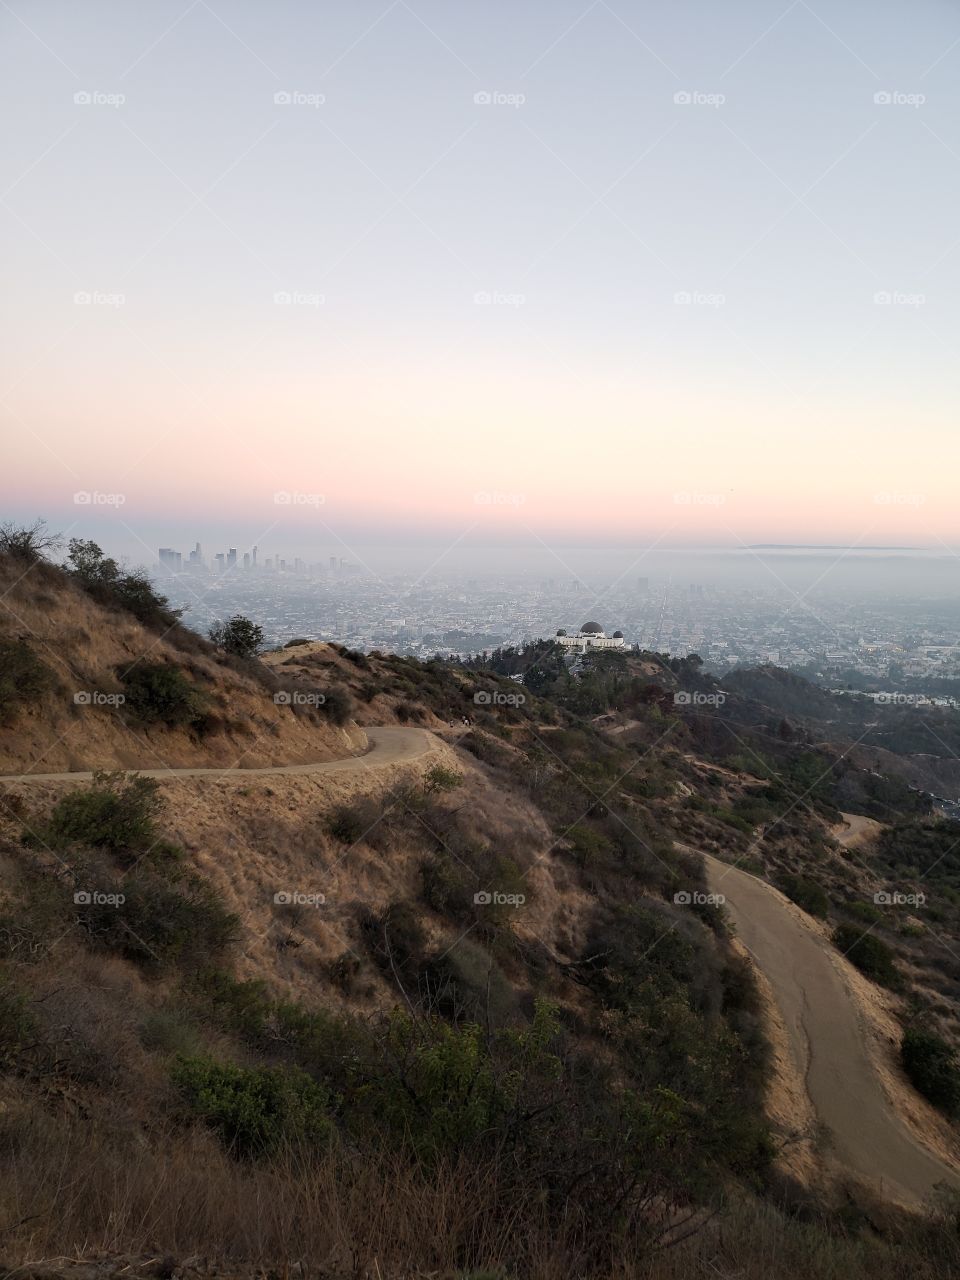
[{"left": 2, "top": 542, "right": 960, "bottom": 1279}]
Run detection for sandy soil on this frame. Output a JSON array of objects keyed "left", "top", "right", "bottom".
[{"left": 833, "top": 811, "right": 884, "bottom": 849}]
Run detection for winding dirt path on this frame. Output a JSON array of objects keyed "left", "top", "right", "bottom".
[
  {"left": 703, "top": 851, "right": 958, "bottom": 1206},
  {"left": 0, "top": 726, "right": 434, "bottom": 784}
]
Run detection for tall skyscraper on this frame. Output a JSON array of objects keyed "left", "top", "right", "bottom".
[
  {"left": 158, "top": 548, "right": 181, "bottom": 571},
  {"left": 227, "top": 548, "right": 237, "bottom": 569}
]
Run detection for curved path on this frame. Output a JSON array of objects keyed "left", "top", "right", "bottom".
[
  {"left": 703, "top": 850, "right": 958, "bottom": 1205},
  {"left": 0, "top": 726, "right": 434, "bottom": 783}
]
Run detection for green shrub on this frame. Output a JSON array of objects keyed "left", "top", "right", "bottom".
[
  {"left": 320, "top": 684, "right": 352, "bottom": 725},
  {"left": 78, "top": 872, "right": 239, "bottom": 970},
  {"left": 423, "top": 764, "right": 463, "bottom": 793},
  {"left": 118, "top": 662, "right": 206, "bottom": 726},
  {"left": 833, "top": 924, "right": 900, "bottom": 987},
  {"left": 777, "top": 873, "right": 829, "bottom": 918},
  {"left": 38, "top": 772, "right": 161, "bottom": 861},
  {"left": 209, "top": 615, "right": 264, "bottom": 659},
  {"left": 0, "top": 638, "right": 52, "bottom": 724},
  {"left": 901, "top": 1028, "right": 960, "bottom": 1116},
  {"left": 171, "top": 1055, "right": 332, "bottom": 1157}
]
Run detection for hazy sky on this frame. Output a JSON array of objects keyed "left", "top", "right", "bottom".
[{"left": 3, "top": 0, "right": 960, "bottom": 568}]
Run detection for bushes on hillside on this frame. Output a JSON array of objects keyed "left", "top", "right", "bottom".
[
  {"left": 65, "top": 538, "right": 181, "bottom": 629},
  {"left": 778, "top": 872, "right": 830, "bottom": 917},
  {"left": 209, "top": 615, "right": 264, "bottom": 659},
  {"left": 37, "top": 772, "right": 162, "bottom": 861},
  {"left": 117, "top": 662, "right": 207, "bottom": 727},
  {"left": 833, "top": 924, "right": 901, "bottom": 987},
  {"left": 901, "top": 1028, "right": 960, "bottom": 1117},
  {"left": 172, "top": 1056, "right": 332, "bottom": 1157},
  {"left": 0, "top": 638, "right": 53, "bottom": 724}
]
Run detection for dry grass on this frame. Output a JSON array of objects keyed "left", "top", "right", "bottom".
[{"left": 2, "top": 1113, "right": 957, "bottom": 1280}]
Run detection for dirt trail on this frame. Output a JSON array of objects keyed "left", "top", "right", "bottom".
[
  {"left": 703, "top": 851, "right": 959, "bottom": 1206},
  {"left": 833, "top": 811, "right": 883, "bottom": 849},
  {"left": 0, "top": 726, "right": 433, "bottom": 783}
]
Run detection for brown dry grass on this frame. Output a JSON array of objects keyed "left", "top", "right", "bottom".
[
  {"left": 0, "top": 558, "right": 363, "bottom": 774},
  {"left": 2, "top": 1113, "right": 957, "bottom": 1280}
]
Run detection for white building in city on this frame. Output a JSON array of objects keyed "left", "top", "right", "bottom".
[{"left": 555, "top": 621, "right": 626, "bottom": 653}]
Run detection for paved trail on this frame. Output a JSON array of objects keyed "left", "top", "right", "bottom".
[
  {"left": 703, "top": 850, "right": 958, "bottom": 1206},
  {"left": 0, "top": 726, "right": 434, "bottom": 783}
]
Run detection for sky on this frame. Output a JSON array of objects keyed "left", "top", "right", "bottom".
[{"left": 2, "top": 0, "right": 960, "bottom": 571}]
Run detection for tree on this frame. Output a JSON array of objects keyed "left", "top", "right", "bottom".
[
  {"left": 0, "top": 519, "right": 62, "bottom": 562},
  {"left": 209, "top": 615, "right": 264, "bottom": 659},
  {"left": 65, "top": 537, "right": 121, "bottom": 586}
]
